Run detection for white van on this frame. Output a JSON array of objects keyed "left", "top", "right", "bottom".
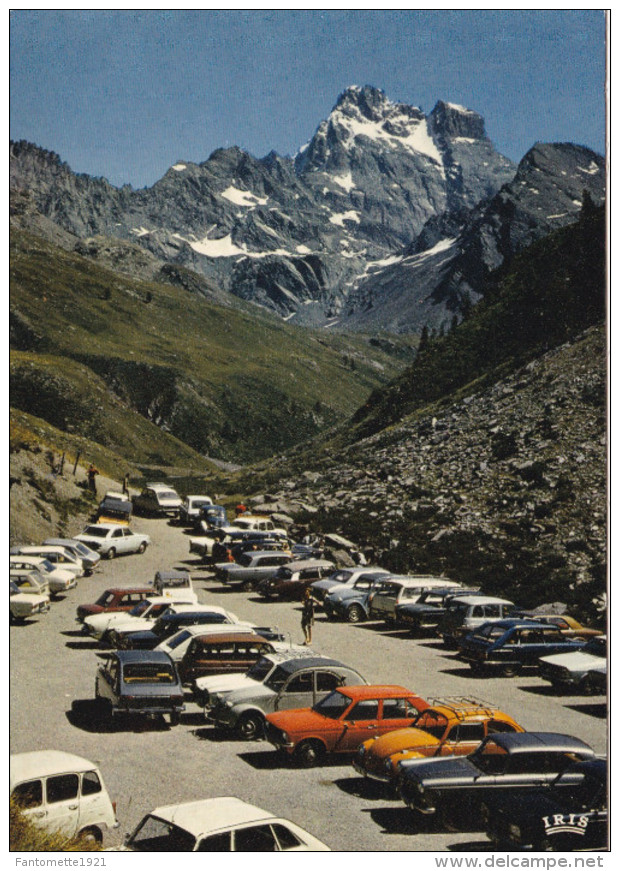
[
  {"left": 10, "top": 750, "right": 118, "bottom": 845},
  {"left": 368, "top": 575, "right": 461, "bottom": 623}
]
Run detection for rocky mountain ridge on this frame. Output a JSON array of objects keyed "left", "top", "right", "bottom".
[{"left": 10, "top": 85, "right": 517, "bottom": 328}]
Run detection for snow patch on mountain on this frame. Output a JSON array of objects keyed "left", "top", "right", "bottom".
[
  {"left": 220, "top": 186, "right": 268, "bottom": 207},
  {"left": 332, "top": 171, "right": 355, "bottom": 192},
  {"left": 329, "top": 210, "right": 361, "bottom": 227}
]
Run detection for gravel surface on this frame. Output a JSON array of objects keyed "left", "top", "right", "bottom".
[{"left": 10, "top": 514, "right": 608, "bottom": 852}]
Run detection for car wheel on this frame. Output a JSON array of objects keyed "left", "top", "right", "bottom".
[
  {"left": 294, "top": 739, "right": 325, "bottom": 768},
  {"left": 236, "top": 712, "right": 264, "bottom": 741},
  {"left": 106, "top": 548, "right": 116, "bottom": 560},
  {"left": 169, "top": 710, "right": 180, "bottom": 726},
  {"left": 137, "top": 542, "right": 147, "bottom": 554},
  {"left": 242, "top": 580, "right": 254, "bottom": 593},
  {"left": 79, "top": 827, "right": 102, "bottom": 847},
  {"left": 469, "top": 661, "right": 486, "bottom": 675},
  {"left": 501, "top": 664, "right": 521, "bottom": 677},
  {"left": 579, "top": 675, "right": 597, "bottom": 696},
  {"left": 347, "top": 604, "right": 364, "bottom": 623}
]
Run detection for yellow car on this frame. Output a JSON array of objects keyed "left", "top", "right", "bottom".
[{"left": 352, "top": 697, "right": 524, "bottom": 784}]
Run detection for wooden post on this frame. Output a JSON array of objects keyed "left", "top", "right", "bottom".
[
  {"left": 59, "top": 452, "right": 65, "bottom": 476},
  {"left": 72, "top": 451, "right": 81, "bottom": 476}
]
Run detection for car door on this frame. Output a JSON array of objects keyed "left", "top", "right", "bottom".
[
  {"left": 335, "top": 698, "right": 380, "bottom": 752},
  {"left": 379, "top": 697, "right": 424, "bottom": 737},
  {"left": 96, "top": 657, "right": 118, "bottom": 704},
  {"left": 443, "top": 721, "right": 487, "bottom": 757},
  {"left": 43, "top": 772, "right": 81, "bottom": 837},
  {"left": 274, "top": 670, "right": 316, "bottom": 711}
]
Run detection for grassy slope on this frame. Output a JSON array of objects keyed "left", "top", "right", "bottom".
[{"left": 10, "top": 229, "right": 410, "bottom": 464}]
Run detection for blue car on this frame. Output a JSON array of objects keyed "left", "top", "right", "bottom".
[
  {"left": 323, "top": 573, "right": 392, "bottom": 623},
  {"left": 95, "top": 650, "right": 185, "bottom": 725},
  {"left": 458, "top": 619, "right": 587, "bottom": 676}
]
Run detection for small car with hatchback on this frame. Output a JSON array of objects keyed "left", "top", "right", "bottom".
[
  {"left": 458, "top": 618, "right": 587, "bottom": 676},
  {"left": 83, "top": 596, "right": 186, "bottom": 642},
  {"left": 108, "top": 796, "right": 330, "bottom": 851},
  {"left": 10, "top": 580, "right": 49, "bottom": 623},
  {"left": 43, "top": 538, "right": 101, "bottom": 573},
  {"left": 10, "top": 558, "right": 75, "bottom": 597},
  {"left": 438, "top": 595, "right": 517, "bottom": 647},
  {"left": 207, "top": 655, "right": 367, "bottom": 741},
  {"left": 353, "top": 697, "right": 524, "bottom": 784},
  {"left": 95, "top": 649, "right": 185, "bottom": 725},
  {"left": 152, "top": 569, "right": 197, "bottom": 604},
  {"left": 96, "top": 495, "right": 133, "bottom": 526},
  {"left": 539, "top": 635, "right": 607, "bottom": 693},
  {"left": 132, "top": 484, "right": 182, "bottom": 518},
  {"left": 75, "top": 523, "right": 151, "bottom": 559},
  {"left": 323, "top": 573, "right": 392, "bottom": 623},
  {"left": 482, "top": 758, "right": 607, "bottom": 851},
  {"left": 394, "top": 587, "right": 480, "bottom": 633},
  {"left": 178, "top": 495, "right": 213, "bottom": 526},
  {"left": 310, "top": 566, "right": 390, "bottom": 604},
  {"left": 10, "top": 750, "right": 118, "bottom": 845},
  {"left": 76, "top": 586, "right": 153, "bottom": 623},
  {"left": 397, "top": 731, "right": 598, "bottom": 828},
  {"left": 266, "top": 685, "right": 429, "bottom": 766},
  {"left": 9, "top": 568, "right": 50, "bottom": 598}
]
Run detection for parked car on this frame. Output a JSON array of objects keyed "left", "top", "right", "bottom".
[
  {"left": 10, "top": 750, "right": 119, "bottom": 845},
  {"left": 109, "top": 796, "right": 330, "bottom": 851},
  {"left": 207, "top": 655, "right": 367, "bottom": 741},
  {"left": 10, "top": 557, "right": 75, "bottom": 596},
  {"left": 215, "top": 551, "right": 294, "bottom": 591},
  {"left": 43, "top": 538, "right": 101, "bottom": 573},
  {"left": 178, "top": 495, "right": 213, "bottom": 526},
  {"left": 256, "top": 559, "right": 335, "bottom": 600},
  {"left": 539, "top": 635, "right": 607, "bottom": 693},
  {"left": 522, "top": 613, "right": 603, "bottom": 640},
  {"left": 12, "top": 545, "right": 84, "bottom": 578},
  {"left": 194, "top": 649, "right": 322, "bottom": 713},
  {"left": 10, "top": 581, "right": 49, "bottom": 624},
  {"left": 152, "top": 569, "right": 197, "bottom": 604},
  {"left": 228, "top": 538, "right": 291, "bottom": 562},
  {"left": 178, "top": 632, "right": 276, "bottom": 685},
  {"left": 156, "top": 623, "right": 260, "bottom": 662},
  {"left": 9, "top": 567, "right": 50, "bottom": 598},
  {"left": 132, "top": 484, "right": 182, "bottom": 518},
  {"left": 482, "top": 758, "right": 608, "bottom": 851},
  {"left": 393, "top": 587, "right": 480, "bottom": 633},
  {"left": 310, "top": 566, "right": 390, "bottom": 603},
  {"left": 74, "top": 523, "right": 150, "bottom": 559},
  {"left": 397, "top": 731, "right": 597, "bottom": 829},
  {"left": 353, "top": 697, "right": 524, "bottom": 784},
  {"left": 189, "top": 528, "right": 260, "bottom": 560},
  {"left": 265, "top": 685, "right": 429, "bottom": 767},
  {"left": 96, "top": 495, "right": 133, "bottom": 526},
  {"left": 584, "top": 663, "right": 607, "bottom": 695},
  {"left": 194, "top": 503, "right": 228, "bottom": 532},
  {"left": 231, "top": 515, "right": 288, "bottom": 537},
  {"left": 323, "top": 573, "right": 393, "bottom": 623},
  {"left": 458, "top": 619, "right": 587, "bottom": 677},
  {"left": 95, "top": 649, "right": 185, "bottom": 725},
  {"left": 83, "top": 596, "right": 187, "bottom": 642},
  {"left": 368, "top": 576, "right": 461, "bottom": 624},
  {"left": 438, "top": 595, "right": 516, "bottom": 646},
  {"left": 112, "top": 607, "right": 239, "bottom": 650},
  {"left": 76, "top": 587, "right": 154, "bottom": 623}
]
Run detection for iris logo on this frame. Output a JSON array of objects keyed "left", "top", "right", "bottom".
[{"left": 542, "top": 814, "right": 589, "bottom": 835}]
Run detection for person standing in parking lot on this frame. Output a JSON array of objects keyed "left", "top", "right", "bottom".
[
  {"left": 87, "top": 463, "right": 99, "bottom": 496},
  {"left": 301, "top": 588, "right": 317, "bottom": 645}
]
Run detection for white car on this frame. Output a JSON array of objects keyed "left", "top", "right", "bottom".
[
  {"left": 43, "top": 538, "right": 101, "bottom": 573},
  {"left": 107, "top": 603, "right": 240, "bottom": 648},
  {"left": 539, "top": 635, "right": 608, "bottom": 693},
  {"left": 179, "top": 495, "right": 213, "bottom": 526},
  {"left": 152, "top": 569, "right": 197, "bottom": 604},
  {"left": 75, "top": 524, "right": 150, "bottom": 559},
  {"left": 10, "top": 556, "right": 76, "bottom": 595},
  {"left": 108, "top": 796, "right": 330, "bottom": 851},
  {"left": 10, "top": 569, "right": 50, "bottom": 598},
  {"left": 12, "top": 546, "right": 84, "bottom": 578},
  {"left": 10, "top": 581, "right": 50, "bottom": 623},
  {"left": 156, "top": 622, "right": 259, "bottom": 661},
  {"left": 10, "top": 750, "right": 118, "bottom": 845},
  {"left": 83, "top": 596, "right": 186, "bottom": 641}
]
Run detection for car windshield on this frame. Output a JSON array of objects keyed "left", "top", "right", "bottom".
[
  {"left": 411, "top": 709, "right": 449, "bottom": 739},
  {"left": 313, "top": 690, "right": 350, "bottom": 719},
  {"left": 82, "top": 526, "right": 109, "bottom": 538},
  {"left": 237, "top": 553, "right": 253, "bottom": 567},
  {"left": 122, "top": 663, "right": 176, "bottom": 684},
  {"left": 38, "top": 559, "right": 55, "bottom": 572},
  {"left": 551, "top": 772, "right": 605, "bottom": 808},
  {"left": 446, "top": 601, "right": 470, "bottom": 616},
  {"left": 265, "top": 665, "right": 290, "bottom": 692},
  {"left": 70, "top": 542, "right": 90, "bottom": 556},
  {"left": 129, "top": 600, "right": 152, "bottom": 617},
  {"left": 127, "top": 815, "right": 196, "bottom": 851},
  {"left": 246, "top": 658, "right": 275, "bottom": 682},
  {"left": 98, "top": 591, "right": 117, "bottom": 606},
  {"left": 157, "top": 577, "right": 189, "bottom": 588},
  {"left": 471, "top": 624, "right": 506, "bottom": 642},
  {"left": 471, "top": 740, "right": 509, "bottom": 773},
  {"left": 159, "top": 491, "right": 179, "bottom": 501},
  {"left": 166, "top": 629, "right": 193, "bottom": 650}
]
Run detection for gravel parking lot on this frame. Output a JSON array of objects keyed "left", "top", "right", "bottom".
[{"left": 10, "top": 515, "right": 608, "bottom": 852}]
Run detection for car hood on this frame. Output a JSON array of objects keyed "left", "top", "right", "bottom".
[
  {"left": 195, "top": 673, "right": 261, "bottom": 695},
  {"left": 364, "top": 728, "right": 441, "bottom": 760},
  {"left": 487, "top": 789, "right": 572, "bottom": 830},
  {"left": 539, "top": 650, "right": 605, "bottom": 669},
  {"left": 225, "top": 684, "right": 275, "bottom": 706},
  {"left": 399, "top": 754, "right": 480, "bottom": 786},
  {"left": 267, "top": 708, "right": 335, "bottom": 732}
]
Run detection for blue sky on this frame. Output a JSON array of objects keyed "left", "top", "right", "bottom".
[{"left": 10, "top": 9, "right": 606, "bottom": 189}]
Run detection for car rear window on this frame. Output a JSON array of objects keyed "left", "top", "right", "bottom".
[{"left": 123, "top": 664, "right": 176, "bottom": 683}]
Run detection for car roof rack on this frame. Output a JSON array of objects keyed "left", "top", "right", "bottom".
[{"left": 429, "top": 696, "right": 500, "bottom": 719}]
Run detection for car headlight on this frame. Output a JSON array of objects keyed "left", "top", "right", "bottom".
[
  {"left": 415, "top": 781, "right": 425, "bottom": 795},
  {"left": 357, "top": 745, "right": 366, "bottom": 757},
  {"left": 509, "top": 824, "right": 521, "bottom": 840},
  {"left": 281, "top": 731, "right": 289, "bottom": 743},
  {"left": 384, "top": 758, "right": 393, "bottom": 774}
]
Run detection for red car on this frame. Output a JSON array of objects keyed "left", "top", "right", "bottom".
[
  {"left": 76, "top": 587, "right": 153, "bottom": 622},
  {"left": 264, "top": 685, "right": 428, "bottom": 766}
]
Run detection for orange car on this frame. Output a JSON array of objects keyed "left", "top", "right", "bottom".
[
  {"left": 264, "top": 685, "right": 428, "bottom": 767},
  {"left": 352, "top": 697, "right": 524, "bottom": 784}
]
